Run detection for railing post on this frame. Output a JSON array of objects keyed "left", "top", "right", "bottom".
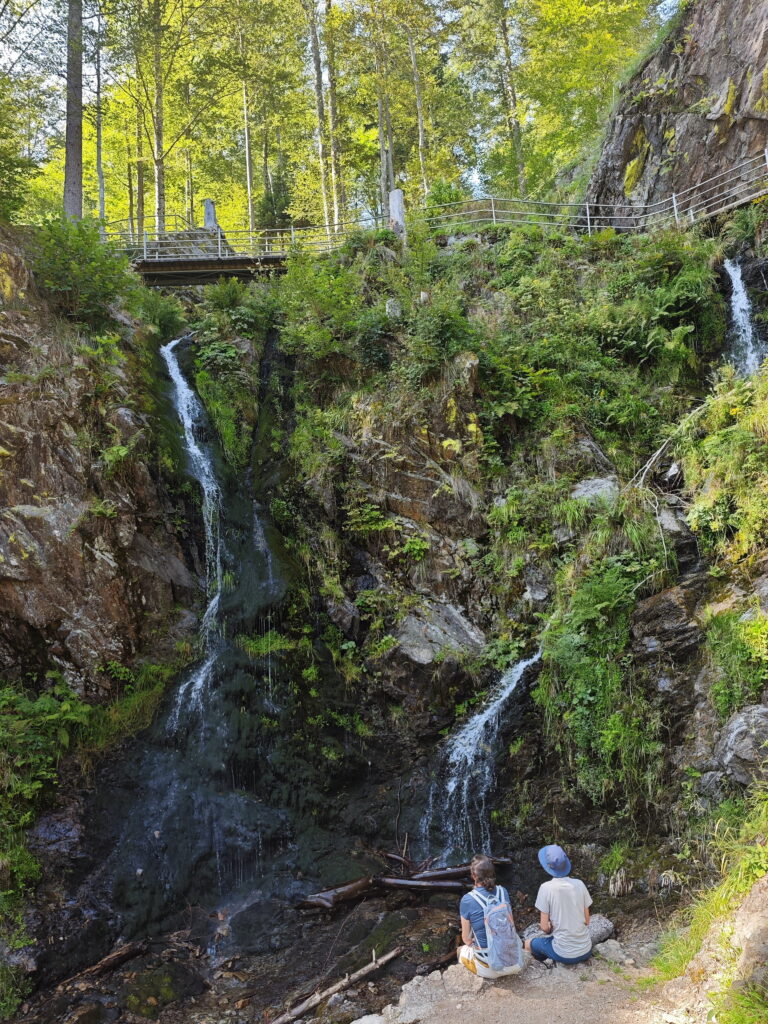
[
  {"left": 217, "top": 227, "right": 222, "bottom": 258},
  {"left": 765, "top": 148, "right": 768, "bottom": 170},
  {"left": 689, "top": 208, "right": 695, "bottom": 225},
  {"left": 143, "top": 231, "right": 148, "bottom": 261},
  {"left": 585, "top": 203, "right": 592, "bottom": 236},
  {"left": 490, "top": 196, "right": 497, "bottom": 225},
  {"left": 672, "top": 193, "right": 680, "bottom": 227}
]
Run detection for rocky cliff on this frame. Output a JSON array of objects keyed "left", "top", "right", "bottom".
[
  {"left": 586, "top": 0, "right": 768, "bottom": 212},
  {"left": 0, "top": 227, "right": 198, "bottom": 697}
]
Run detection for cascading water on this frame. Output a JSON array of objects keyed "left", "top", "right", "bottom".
[
  {"left": 420, "top": 651, "right": 541, "bottom": 862},
  {"left": 160, "top": 337, "right": 224, "bottom": 729},
  {"left": 78, "top": 335, "right": 301, "bottom": 948},
  {"left": 724, "top": 258, "right": 766, "bottom": 375}
]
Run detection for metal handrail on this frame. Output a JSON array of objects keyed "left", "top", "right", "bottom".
[{"left": 106, "top": 151, "right": 768, "bottom": 267}]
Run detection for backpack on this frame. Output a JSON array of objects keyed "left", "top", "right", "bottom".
[{"left": 469, "top": 886, "right": 524, "bottom": 972}]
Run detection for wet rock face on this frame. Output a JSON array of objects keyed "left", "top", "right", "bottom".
[
  {"left": 714, "top": 705, "right": 768, "bottom": 786},
  {"left": 0, "top": 235, "right": 198, "bottom": 694},
  {"left": 631, "top": 577, "right": 707, "bottom": 666},
  {"left": 587, "top": 0, "right": 768, "bottom": 212}
]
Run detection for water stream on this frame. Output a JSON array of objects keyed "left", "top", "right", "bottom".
[
  {"left": 81, "top": 336, "right": 299, "bottom": 946},
  {"left": 724, "top": 258, "right": 766, "bottom": 375},
  {"left": 420, "top": 651, "right": 541, "bottom": 862}
]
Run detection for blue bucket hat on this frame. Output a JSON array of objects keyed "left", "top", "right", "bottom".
[{"left": 538, "top": 844, "right": 572, "bottom": 878}]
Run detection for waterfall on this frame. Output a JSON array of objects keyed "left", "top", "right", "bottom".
[
  {"left": 724, "top": 259, "right": 766, "bottom": 376},
  {"left": 420, "top": 651, "right": 541, "bottom": 862},
  {"left": 160, "top": 337, "right": 225, "bottom": 728}
]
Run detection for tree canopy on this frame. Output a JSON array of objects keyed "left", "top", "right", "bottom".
[{"left": 0, "top": 0, "right": 674, "bottom": 228}]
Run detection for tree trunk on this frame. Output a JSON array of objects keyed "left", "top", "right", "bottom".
[
  {"left": 95, "top": 11, "right": 105, "bottom": 220},
  {"left": 384, "top": 92, "right": 395, "bottom": 192},
  {"left": 184, "top": 148, "right": 194, "bottom": 226},
  {"left": 262, "top": 128, "right": 273, "bottom": 219},
  {"left": 499, "top": 14, "right": 525, "bottom": 196},
  {"left": 407, "top": 29, "right": 428, "bottom": 197},
  {"left": 377, "top": 88, "right": 389, "bottom": 222},
  {"left": 325, "top": 0, "right": 345, "bottom": 226},
  {"left": 63, "top": 0, "right": 83, "bottom": 218},
  {"left": 152, "top": 0, "right": 165, "bottom": 231},
  {"left": 135, "top": 99, "right": 145, "bottom": 236},
  {"left": 304, "top": 0, "right": 330, "bottom": 227},
  {"left": 243, "top": 83, "right": 255, "bottom": 232},
  {"left": 127, "top": 146, "right": 135, "bottom": 239},
  {"left": 240, "top": 31, "right": 256, "bottom": 234}
]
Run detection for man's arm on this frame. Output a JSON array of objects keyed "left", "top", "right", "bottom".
[
  {"left": 539, "top": 912, "right": 552, "bottom": 934},
  {"left": 461, "top": 915, "right": 474, "bottom": 946}
]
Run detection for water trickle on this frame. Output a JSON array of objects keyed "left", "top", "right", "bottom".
[
  {"left": 724, "top": 258, "right": 766, "bottom": 376},
  {"left": 420, "top": 651, "right": 541, "bottom": 862}
]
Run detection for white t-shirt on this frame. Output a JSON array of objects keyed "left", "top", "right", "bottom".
[{"left": 535, "top": 877, "right": 592, "bottom": 958}]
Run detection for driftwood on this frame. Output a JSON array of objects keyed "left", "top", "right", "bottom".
[{"left": 269, "top": 947, "right": 403, "bottom": 1024}]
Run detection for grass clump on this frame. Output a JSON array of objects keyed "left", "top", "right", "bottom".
[{"left": 705, "top": 608, "right": 768, "bottom": 719}]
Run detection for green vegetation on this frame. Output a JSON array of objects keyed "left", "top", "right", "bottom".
[
  {"left": 704, "top": 608, "right": 768, "bottom": 720},
  {"left": 654, "top": 787, "right": 768, "bottom": 987},
  {"left": 679, "top": 369, "right": 768, "bottom": 561},
  {"left": 32, "top": 217, "right": 132, "bottom": 327},
  {"left": 191, "top": 281, "right": 277, "bottom": 468}
]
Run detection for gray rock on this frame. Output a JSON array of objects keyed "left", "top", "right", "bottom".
[
  {"left": 588, "top": 914, "right": 615, "bottom": 946},
  {"left": 385, "top": 297, "right": 402, "bottom": 320},
  {"left": 570, "top": 476, "right": 620, "bottom": 503},
  {"left": 326, "top": 597, "right": 360, "bottom": 637},
  {"left": 714, "top": 705, "right": 768, "bottom": 786},
  {"left": 523, "top": 914, "right": 614, "bottom": 948},
  {"left": 594, "top": 939, "right": 626, "bottom": 962},
  {"left": 394, "top": 601, "right": 485, "bottom": 666}
]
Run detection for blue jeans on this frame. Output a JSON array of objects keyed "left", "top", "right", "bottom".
[{"left": 529, "top": 935, "right": 592, "bottom": 965}]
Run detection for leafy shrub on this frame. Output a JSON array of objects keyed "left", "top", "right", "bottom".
[
  {"left": 130, "top": 285, "right": 185, "bottom": 339},
  {"left": 203, "top": 276, "right": 248, "bottom": 311},
  {"left": 33, "top": 217, "right": 133, "bottom": 327}
]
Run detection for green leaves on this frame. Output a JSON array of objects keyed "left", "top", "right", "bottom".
[{"left": 32, "top": 218, "right": 133, "bottom": 328}]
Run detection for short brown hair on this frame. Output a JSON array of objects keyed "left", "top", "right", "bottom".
[{"left": 470, "top": 854, "right": 496, "bottom": 888}]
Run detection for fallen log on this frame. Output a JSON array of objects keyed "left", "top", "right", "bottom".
[
  {"left": 297, "top": 876, "right": 374, "bottom": 911},
  {"left": 55, "top": 939, "right": 149, "bottom": 989},
  {"left": 411, "top": 857, "right": 513, "bottom": 882},
  {"left": 269, "top": 946, "right": 403, "bottom": 1024},
  {"left": 415, "top": 947, "right": 460, "bottom": 975},
  {"left": 377, "top": 877, "right": 466, "bottom": 893}
]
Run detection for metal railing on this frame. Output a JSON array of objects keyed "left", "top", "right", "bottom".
[
  {"left": 105, "top": 151, "right": 768, "bottom": 266},
  {"left": 104, "top": 215, "right": 381, "bottom": 262},
  {"left": 421, "top": 152, "right": 768, "bottom": 235}
]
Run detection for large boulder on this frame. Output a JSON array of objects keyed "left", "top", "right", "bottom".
[
  {"left": 393, "top": 600, "right": 485, "bottom": 667},
  {"left": 714, "top": 705, "right": 768, "bottom": 785}
]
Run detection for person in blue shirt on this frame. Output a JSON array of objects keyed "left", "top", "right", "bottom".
[{"left": 457, "top": 854, "right": 521, "bottom": 978}]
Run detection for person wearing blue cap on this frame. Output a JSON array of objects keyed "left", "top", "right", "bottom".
[{"left": 523, "top": 844, "right": 593, "bottom": 965}]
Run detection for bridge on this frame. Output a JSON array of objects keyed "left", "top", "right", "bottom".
[{"left": 106, "top": 153, "right": 768, "bottom": 284}]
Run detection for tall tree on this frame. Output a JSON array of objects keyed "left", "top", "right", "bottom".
[{"left": 64, "top": 0, "right": 83, "bottom": 217}]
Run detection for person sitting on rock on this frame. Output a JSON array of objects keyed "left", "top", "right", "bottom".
[
  {"left": 457, "top": 854, "right": 523, "bottom": 979},
  {"left": 524, "top": 844, "right": 593, "bottom": 966}
]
